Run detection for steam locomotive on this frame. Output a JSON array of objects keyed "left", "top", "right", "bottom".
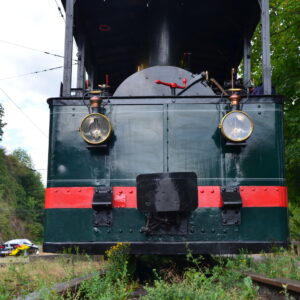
[{"left": 43, "top": 0, "right": 289, "bottom": 254}]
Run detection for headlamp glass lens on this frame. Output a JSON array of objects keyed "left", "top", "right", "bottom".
[
  {"left": 221, "top": 111, "right": 253, "bottom": 142},
  {"left": 80, "top": 113, "right": 112, "bottom": 144}
]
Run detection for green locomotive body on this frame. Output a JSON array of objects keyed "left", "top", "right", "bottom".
[{"left": 43, "top": 0, "right": 289, "bottom": 254}]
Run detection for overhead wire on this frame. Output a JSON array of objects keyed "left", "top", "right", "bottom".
[
  {"left": 0, "top": 88, "right": 48, "bottom": 139},
  {"left": 0, "top": 40, "right": 64, "bottom": 59},
  {"left": 0, "top": 65, "right": 64, "bottom": 81},
  {"left": 53, "top": 0, "right": 65, "bottom": 21},
  {"left": 0, "top": 63, "right": 78, "bottom": 81}
]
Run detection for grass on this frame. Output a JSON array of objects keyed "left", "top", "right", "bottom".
[
  {"left": 1, "top": 246, "right": 299, "bottom": 300},
  {"left": 231, "top": 247, "right": 300, "bottom": 281},
  {"left": 0, "top": 254, "right": 102, "bottom": 300}
]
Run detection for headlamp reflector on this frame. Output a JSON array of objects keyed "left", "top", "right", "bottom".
[
  {"left": 220, "top": 110, "right": 254, "bottom": 142},
  {"left": 80, "top": 113, "right": 112, "bottom": 144}
]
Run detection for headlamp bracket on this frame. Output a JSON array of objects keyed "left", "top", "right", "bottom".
[
  {"left": 92, "top": 186, "right": 112, "bottom": 227},
  {"left": 221, "top": 186, "right": 242, "bottom": 226}
]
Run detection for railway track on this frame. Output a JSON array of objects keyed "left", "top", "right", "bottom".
[
  {"left": 246, "top": 272, "right": 300, "bottom": 299},
  {"left": 15, "top": 271, "right": 300, "bottom": 300}
]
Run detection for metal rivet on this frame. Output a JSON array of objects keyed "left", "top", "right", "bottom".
[
  {"left": 200, "top": 190, "right": 204, "bottom": 193},
  {"left": 78, "top": 189, "right": 81, "bottom": 192},
  {"left": 119, "top": 229, "right": 123, "bottom": 233},
  {"left": 129, "top": 190, "right": 133, "bottom": 194},
  {"left": 264, "top": 188, "right": 267, "bottom": 191},
  {"left": 240, "top": 188, "right": 244, "bottom": 191},
  {"left": 55, "top": 190, "right": 58, "bottom": 193},
  {"left": 129, "top": 229, "right": 133, "bottom": 233},
  {"left": 211, "top": 229, "right": 215, "bottom": 233},
  {"left": 252, "top": 188, "right": 255, "bottom": 191},
  {"left": 107, "top": 229, "right": 111, "bottom": 233},
  {"left": 276, "top": 188, "right": 279, "bottom": 192},
  {"left": 223, "top": 229, "right": 227, "bottom": 233},
  {"left": 201, "top": 229, "right": 205, "bottom": 233},
  {"left": 211, "top": 190, "right": 214, "bottom": 193}
]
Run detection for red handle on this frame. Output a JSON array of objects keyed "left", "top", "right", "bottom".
[{"left": 155, "top": 78, "right": 187, "bottom": 89}]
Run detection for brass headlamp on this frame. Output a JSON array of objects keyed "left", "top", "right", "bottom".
[{"left": 79, "top": 94, "right": 112, "bottom": 144}]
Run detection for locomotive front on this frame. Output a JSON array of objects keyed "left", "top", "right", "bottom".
[{"left": 43, "top": 0, "right": 289, "bottom": 254}]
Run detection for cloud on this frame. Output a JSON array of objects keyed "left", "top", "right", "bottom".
[{"left": 0, "top": 0, "right": 77, "bottom": 185}]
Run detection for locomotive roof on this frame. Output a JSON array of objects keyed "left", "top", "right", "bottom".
[{"left": 61, "top": 0, "right": 260, "bottom": 90}]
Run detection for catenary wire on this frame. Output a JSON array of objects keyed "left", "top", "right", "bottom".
[
  {"left": 0, "top": 40, "right": 64, "bottom": 59},
  {"left": 0, "top": 66, "right": 64, "bottom": 81},
  {"left": 0, "top": 63, "right": 77, "bottom": 81},
  {"left": 0, "top": 88, "right": 48, "bottom": 139},
  {"left": 53, "top": 0, "right": 65, "bottom": 21}
]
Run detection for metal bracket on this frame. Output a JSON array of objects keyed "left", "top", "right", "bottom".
[
  {"left": 221, "top": 186, "right": 242, "bottom": 226},
  {"left": 92, "top": 187, "right": 112, "bottom": 227}
]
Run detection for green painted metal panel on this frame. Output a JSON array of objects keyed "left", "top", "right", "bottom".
[
  {"left": 47, "top": 99, "right": 284, "bottom": 188},
  {"left": 167, "top": 104, "right": 221, "bottom": 184},
  {"left": 109, "top": 105, "right": 164, "bottom": 184},
  {"left": 44, "top": 207, "right": 288, "bottom": 243},
  {"left": 48, "top": 105, "right": 164, "bottom": 187},
  {"left": 221, "top": 103, "right": 285, "bottom": 186},
  {"left": 44, "top": 208, "right": 93, "bottom": 242}
]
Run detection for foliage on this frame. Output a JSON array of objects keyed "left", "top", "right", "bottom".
[
  {"left": 290, "top": 204, "right": 300, "bottom": 240},
  {"left": 0, "top": 255, "right": 101, "bottom": 300},
  {"left": 232, "top": 248, "right": 300, "bottom": 282},
  {"left": 79, "top": 243, "right": 136, "bottom": 300},
  {"left": 0, "top": 147, "right": 44, "bottom": 242},
  {"left": 251, "top": 0, "right": 300, "bottom": 206},
  {"left": 0, "top": 103, "right": 6, "bottom": 141},
  {"left": 142, "top": 255, "right": 258, "bottom": 300}
]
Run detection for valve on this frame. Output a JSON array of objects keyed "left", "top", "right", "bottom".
[{"left": 155, "top": 78, "right": 187, "bottom": 89}]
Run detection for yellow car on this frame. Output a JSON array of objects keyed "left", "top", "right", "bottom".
[{"left": 0, "top": 239, "right": 39, "bottom": 256}]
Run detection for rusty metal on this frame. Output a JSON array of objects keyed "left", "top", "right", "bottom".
[
  {"left": 210, "top": 78, "right": 228, "bottom": 96},
  {"left": 90, "top": 96, "right": 102, "bottom": 108},
  {"left": 229, "top": 93, "right": 241, "bottom": 106},
  {"left": 246, "top": 272, "right": 300, "bottom": 294}
]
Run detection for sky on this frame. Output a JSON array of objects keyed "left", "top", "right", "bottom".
[{"left": 0, "top": 0, "right": 76, "bottom": 184}]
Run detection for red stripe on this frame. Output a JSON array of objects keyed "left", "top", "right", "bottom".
[
  {"left": 45, "top": 186, "right": 288, "bottom": 209},
  {"left": 197, "top": 186, "right": 288, "bottom": 207}
]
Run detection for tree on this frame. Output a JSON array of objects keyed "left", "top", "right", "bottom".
[
  {"left": 251, "top": 0, "right": 300, "bottom": 206},
  {"left": 0, "top": 103, "right": 6, "bottom": 141},
  {"left": 12, "top": 148, "right": 34, "bottom": 170}
]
